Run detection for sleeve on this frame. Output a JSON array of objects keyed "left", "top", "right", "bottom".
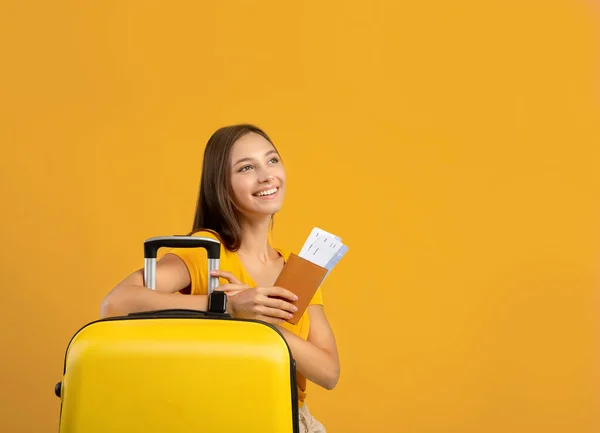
[
  {"left": 309, "top": 286, "right": 324, "bottom": 306},
  {"left": 164, "top": 237, "right": 210, "bottom": 296}
]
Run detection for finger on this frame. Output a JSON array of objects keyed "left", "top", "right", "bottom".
[
  {"left": 224, "top": 289, "right": 246, "bottom": 297},
  {"left": 214, "top": 284, "right": 243, "bottom": 293},
  {"left": 257, "top": 305, "right": 294, "bottom": 321},
  {"left": 264, "top": 286, "right": 298, "bottom": 302},
  {"left": 261, "top": 296, "right": 298, "bottom": 314},
  {"left": 210, "top": 270, "right": 243, "bottom": 285},
  {"left": 213, "top": 283, "right": 233, "bottom": 292},
  {"left": 257, "top": 316, "right": 286, "bottom": 325}
]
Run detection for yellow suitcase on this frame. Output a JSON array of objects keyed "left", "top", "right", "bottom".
[{"left": 55, "top": 236, "right": 299, "bottom": 433}]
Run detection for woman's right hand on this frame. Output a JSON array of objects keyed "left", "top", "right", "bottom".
[{"left": 210, "top": 270, "right": 299, "bottom": 324}]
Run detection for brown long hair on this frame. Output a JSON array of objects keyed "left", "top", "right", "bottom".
[{"left": 189, "top": 124, "right": 280, "bottom": 251}]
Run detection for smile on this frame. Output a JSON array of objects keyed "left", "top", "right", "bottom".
[{"left": 253, "top": 187, "right": 278, "bottom": 197}]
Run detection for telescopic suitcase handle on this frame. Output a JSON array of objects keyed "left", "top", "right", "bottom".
[
  {"left": 54, "top": 237, "right": 224, "bottom": 401},
  {"left": 143, "top": 236, "right": 221, "bottom": 294}
]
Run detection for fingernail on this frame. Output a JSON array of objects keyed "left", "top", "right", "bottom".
[
  {"left": 210, "top": 270, "right": 217, "bottom": 275},
  {"left": 294, "top": 295, "right": 298, "bottom": 301},
  {"left": 288, "top": 313, "right": 293, "bottom": 319},
  {"left": 292, "top": 306, "right": 298, "bottom": 312}
]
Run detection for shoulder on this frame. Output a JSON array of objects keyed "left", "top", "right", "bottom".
[
  {"left": 166, "top": 229, "right": 232, "bottom": 263},
  {"left": 189, "top": 229, "right": 222, "bottom": 242},
  {"left": 168, "top": 230, "right": 241, "bottom": 295},
  {"left": 188, "top": 230, "right": 232, "bottom": 254}
]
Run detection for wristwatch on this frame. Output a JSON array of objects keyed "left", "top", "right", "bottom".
[{"left": 207, "top": 290, "right": 227, "bottom": 314}]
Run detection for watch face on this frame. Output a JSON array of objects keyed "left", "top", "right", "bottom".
[{"left": 209, "top": 291, "right": 227, "bottom": 313}]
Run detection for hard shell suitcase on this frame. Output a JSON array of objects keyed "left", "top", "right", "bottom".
[{"left": 55, "top": 236, "right": 299, "bottom": 433}]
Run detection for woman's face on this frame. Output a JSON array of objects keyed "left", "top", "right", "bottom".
[{"left": 229, "top": 132, "right": 286, "bottom": 219}]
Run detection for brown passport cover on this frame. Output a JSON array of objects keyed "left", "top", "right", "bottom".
[{"left": 273, "top": 253, "right": 328, "bottom": 325}]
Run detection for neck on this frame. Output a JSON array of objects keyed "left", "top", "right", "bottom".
[{"left": 237, "top": 214, "right": 275, "bottom": 262}]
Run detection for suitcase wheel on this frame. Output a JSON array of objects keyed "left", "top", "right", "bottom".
[{"left": 55, "top": 382, "right": 61, "bottom": 398}]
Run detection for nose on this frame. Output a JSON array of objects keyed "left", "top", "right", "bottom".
[{"left": 258, "top": 167, "right": 274, "bottom": 183}]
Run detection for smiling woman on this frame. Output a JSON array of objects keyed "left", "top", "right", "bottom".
[{"left": 99, "top": 124, "right": 339, "bottom": 432}]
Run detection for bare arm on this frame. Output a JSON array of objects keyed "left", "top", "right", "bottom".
[
  {"left": 99, "top": 253, "right": 208, "bottom": 318},
  {"left": 276, "top": 305, "right": 340, "bottom": 390}
]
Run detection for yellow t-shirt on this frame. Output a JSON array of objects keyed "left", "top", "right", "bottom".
[{"left": 165, "top": 229, "right": 323, "bottom": 407}]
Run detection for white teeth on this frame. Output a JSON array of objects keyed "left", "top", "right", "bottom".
[{"left": 256, "top": 188, "right": 277, "bottom": 197}]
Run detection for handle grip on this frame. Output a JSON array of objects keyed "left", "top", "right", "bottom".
[
  {"left": 143, "top": 236, "right": 221, "bottom": 293},
  {"left": 144, "top": 236, "right": 220, "bottom": 259}
]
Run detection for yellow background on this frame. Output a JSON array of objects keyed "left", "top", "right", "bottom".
[{"left": 1, "top": 1, "right": 599, "bottom": 432}]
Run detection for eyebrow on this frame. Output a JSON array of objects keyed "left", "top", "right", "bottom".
[{"left": 233, "top": 149, "right": 278, "bottom": 166}]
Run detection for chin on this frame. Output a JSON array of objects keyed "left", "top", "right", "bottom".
[
  {"left": 239, "top": 205, "right": 283, "bottom": 220},
  {"left": 260, "top": 204, "right": 283, "bottom": 215}
]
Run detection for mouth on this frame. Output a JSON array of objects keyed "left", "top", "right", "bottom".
[{"left": 253, "top": 187, "right": 279, "bottom": 199}]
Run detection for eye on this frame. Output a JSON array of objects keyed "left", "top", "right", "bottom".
[
  {"left": 268, "top": 157, "right": 280, "bottom": 164},
  {"left": 238, "top": 165, "right": 253, "bottom": 173}
]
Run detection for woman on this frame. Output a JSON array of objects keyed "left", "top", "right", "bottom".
[{"left": 100, "top": 124, "right": 340, "bottom": 432}]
